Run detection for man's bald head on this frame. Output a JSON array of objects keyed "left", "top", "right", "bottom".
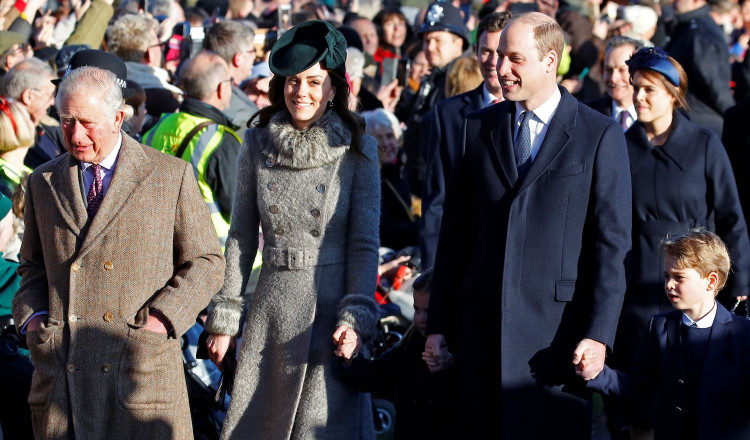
[{"left": 179, "top": 51, "right": 230, "bottom": 104}]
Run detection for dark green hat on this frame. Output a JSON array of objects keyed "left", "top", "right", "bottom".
[
  {"left": 0, "top": 193, "right": 11, "bottom": 219},
  {"left": 269, "top": 20, "right": 347, "bottom": 76}
]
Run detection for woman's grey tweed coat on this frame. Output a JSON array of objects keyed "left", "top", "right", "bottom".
[{"left": 205, "top": 109, "right": 381, "bottom": 439}]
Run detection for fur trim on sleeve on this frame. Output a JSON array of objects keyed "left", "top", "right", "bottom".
[
  {"left": 204, "top": 294, "right": 245, "bottom": 337},
  {"left": 336, "top": 294, "right": 380, "bottom": 344}
]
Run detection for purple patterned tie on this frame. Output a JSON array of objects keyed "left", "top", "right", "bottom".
[
  {"left": 618, "top": 111, "right": 629, "bottom": 131},
  {"left": 87, "top": 164, "right": 103, "bottom": 218}
]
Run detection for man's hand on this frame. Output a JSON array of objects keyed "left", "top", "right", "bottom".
[
  {"left": 143, "top": 312, "right": 169, "bottom": 335},
  {"left": 423, "top": 344, "right": 454, "bottom": 373},
  {"left": 25, "top": 314, "right": 46, "bottom": 333},
  {"left": 333, "top": 325, "right": 361, "bottom": 360},
  {"left": 573, "top": 338, "right": 606, "bottom": 380},
  {"left": 206, "top": 334, "right": 234, "bottom": 369},
  {"left": 425, "top": 333, "right": 448, "bottom": 364}
]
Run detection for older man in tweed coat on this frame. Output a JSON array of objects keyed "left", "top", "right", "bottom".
[{"left": 12, "top": 54, "right": 225, "bottom": 439}]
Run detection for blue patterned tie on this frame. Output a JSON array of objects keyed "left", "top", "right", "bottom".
[{"left": 515, "top": 111, "right": 534, "bottom": 168}]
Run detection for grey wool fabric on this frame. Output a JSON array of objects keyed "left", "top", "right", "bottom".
[
  {"left": 205, "top": 109, "right": 381, "bottom": 440},
  {"left": 12, "top": 133, "right": 226, "bottom": 439}
]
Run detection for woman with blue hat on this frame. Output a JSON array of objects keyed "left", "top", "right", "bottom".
[
  {"left": 609, "top": 47, "right": 750, "bottom": 434},
  {"left": 204, "top": 20, "right": 380, "bottom": 439}
]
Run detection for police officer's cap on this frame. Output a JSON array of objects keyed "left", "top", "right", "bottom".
[{"left": 418, "top": 2, "right": 470, "bottom": 49}]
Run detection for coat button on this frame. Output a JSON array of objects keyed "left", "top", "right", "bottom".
[
  {"left": 269, "top": 205, "right": 279, "bottom": 214},
  {"left": 103, "top": 312, "right": 114, "bottom": 322},
  {"left": 677, "top": 379, "right": 684, "bottom": 385},
  {"left": 675, "top": 407, "right": 682, "bottom": 413},
  {"left": 268, "top": 182, "right": 277, "bottom": 191},
  {"left": 276, "top": 226, "right": 285, "bottom": 236},
  {"left": 71, "top": 262, "right": 80, "bottom": 272},
  {"left": 316, "top": 184, "right": 326, "bottom": 193},
  {"left": 323, "top": 164, "right": 332, "bottom": 171},
  {"left": 104, "top": 261, "right": 113, "bottom": 271},
  {"left": 266, "top": 158, "right": 275, "bottom": 167},
  {"left": 68, "top": 314, "right": 78, "bottom": 323},
  {"left": 310, "top": 229, "right": 320, "bottom": 238},
  {"left": 310, "top": 208, "right": 321, "bottom": 218},
  {"left": 67, "top": 364, "right": 76, "bottom": 372},
  {"left": 101, "top": 364, "right": 111, "bottom": 373}
]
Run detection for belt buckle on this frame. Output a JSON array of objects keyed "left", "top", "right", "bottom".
[{"left": 288, "top": 248, "right": 305, "bottom": 270}]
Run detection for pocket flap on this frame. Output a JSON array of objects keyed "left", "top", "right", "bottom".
[
  {"left": 555, "top": 280, "right": 576, "bottom": 302},
  {"left": 548, "top": 163, "right": 585, "bottom": 178}
]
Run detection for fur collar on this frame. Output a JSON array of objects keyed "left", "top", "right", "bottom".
[{"left": 256, "top": 109, "right": 352, "bottom": 169}]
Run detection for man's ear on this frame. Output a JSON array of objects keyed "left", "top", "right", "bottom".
[
  {"left": 546, "top": 50, "right": 558, "bottom": 74},
  {"left": 232, "top": 51, "right": 243, "bottom": 68},
  {"left": 113, "top": 108, "right": 126, "bottom": 132},
  {"left": 20, "top": 88, "right": 33, "bottom": 106}
]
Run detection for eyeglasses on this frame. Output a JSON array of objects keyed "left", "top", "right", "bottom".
[{"left": 220, "top": 77, "right": 235, "bottom": 86}]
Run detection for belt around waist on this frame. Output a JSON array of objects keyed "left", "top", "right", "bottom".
[
  {"left": 262, "top": 246, "right": 346, "bottom": 270},
  {"left": 635, "top": 219, "right": 708, "bottom": 236}
]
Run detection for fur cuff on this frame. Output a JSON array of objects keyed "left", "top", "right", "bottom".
[
  {"left": 336, "top": 294, "right": 380, "bottom": 344},
  {"left": 205, "top": 294, "right": 245, "bottom": 337}
]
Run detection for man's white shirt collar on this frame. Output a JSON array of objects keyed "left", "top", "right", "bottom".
[
  {"left": 81, "top": 133, "right": 122, "bottom": 172},
  {"left": 513, "top": 86, "right": 562, "bottom": 128},
  {"left": 482, "top": 83, "right": 501, "bottom": 107},
  {"left": 681, "top": 301, "right": 717, "bottom": 328},
  {"left": 612, "top": 102, "right": 636, "bottom": 122}
]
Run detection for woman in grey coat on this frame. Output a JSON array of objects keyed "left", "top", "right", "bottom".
[{"left": 204, "top": 20, "right": 381, "bottom": 440}]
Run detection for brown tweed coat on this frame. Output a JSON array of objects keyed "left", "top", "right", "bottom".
[{"left": 12, "top": 133, "right": 225, "bottom": 440}]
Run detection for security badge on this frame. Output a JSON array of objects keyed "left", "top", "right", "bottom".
[{"left": 426, "top": 4, "right": 444, "bottom": 26}]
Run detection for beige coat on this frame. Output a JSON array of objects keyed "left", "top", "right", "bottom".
[{"left": 12, "top": 133, "right": 225, "bottom": 440}]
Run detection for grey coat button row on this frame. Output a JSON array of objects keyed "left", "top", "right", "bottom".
[
  {"left": 267, "top": 182, "right": 326, "bottom": 193},
  {"left": 275, "top": 227, "right": 321, "bottom": 237}
]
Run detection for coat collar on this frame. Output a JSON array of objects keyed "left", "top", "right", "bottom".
[
  {"left": 489, "top": 86, "right": 574, "bottom": 191},
  {"left": 627, "top": 111, "right": 695, "bottom": 175},
  {"left": 46, "top": 132, "right": 154, "bottom": 256},
  {"left": 256, "top": 109, "right": 351, "bottom": 169}
]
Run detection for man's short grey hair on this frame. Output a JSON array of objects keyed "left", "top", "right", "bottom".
[
  {"left": 3, "top": 57, "right": 54, "bottom": 100},
  {"left": 179, "top": 51, "right": 227, "bottom": 101},
  {"left": 203, "top": 20, "right": 255, "bottom": 64},
  {"left": 56, "top": 67, "right": 123, "bottom": 120},
  {"left": 362, "top": 108, "right": 402, "bottom": 140},
  {"left": 107, "top": 14, "right": 159, "bottom": 62},
  {"left": 605, "top": 35, "right": 644, "bottom": 53}
]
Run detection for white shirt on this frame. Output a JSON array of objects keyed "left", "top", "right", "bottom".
[
  {"left": 681, "top": 301, "right": 717, "bottom": 328},
  {"left": 81, "top": 133, "right": 122, "bottom": 200},
  {"left": 513, "top": 87, "right": 562, "bottom": 162},
  {"left": 612, "top": 102, "right": 636, "bottom": 131},
  {"left": 482, "top": 84, "right": 501, "bottom": 108}
]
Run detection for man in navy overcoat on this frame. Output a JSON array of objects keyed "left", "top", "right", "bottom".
[{"left": 425, "top": 13, "right": 632, "bottom": 438}]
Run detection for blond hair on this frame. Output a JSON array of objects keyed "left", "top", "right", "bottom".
[
  {"left": 662, "top": 228, "right": 731, "bottom": 294},
  {"left": 445, "top": 55, "right": 483, "bottom": 98},
  {"left": 0, "top": 98, "right": 35, "bottom": 154},
  {"left": 511, "top": 12, "right": 564, "bottom": 68}
]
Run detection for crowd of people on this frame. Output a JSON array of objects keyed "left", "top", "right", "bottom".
[{"left": 0, "top": 0, "right": 748, "bottom": 437}]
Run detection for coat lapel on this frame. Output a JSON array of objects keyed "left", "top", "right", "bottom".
[
  {"left": 665, "top": 313, "right": 685, "bottom": 378},
  {"left": 701, "top": 303, "right": 733, "bottom": 382},
  {"left": 516, "top": 88, "right": 573, "bottom": 194},
  {"left": 77, "top": 134, "right": 154, "bottom": 258},
  {"left": 489, "top": 103, "right": 518, "bottom": 187},
  {"left": 45, "top": 154, "right": 88, "bottom": 237}
]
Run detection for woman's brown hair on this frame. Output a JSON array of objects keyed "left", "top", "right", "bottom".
[{"left": 633, "top": 56, "right": 690, "bottom": 111}]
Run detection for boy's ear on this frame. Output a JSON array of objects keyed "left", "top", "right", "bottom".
[{"left": 706, "top": 271, "right": 720, "bottom": 292}]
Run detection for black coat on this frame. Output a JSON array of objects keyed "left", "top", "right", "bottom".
[
  {"left": 427, "top": 87, "right": 632, "bottom": 438},
  {"left": 585, "top": 94, "right": 614, "bottom": 118},
  {"left": 380, "top": 161, "right": 418, "bottom": 251},
  {"left": 611, "top": 113, "right": 750, "bottom": 373},
  {"left": 665, "top": 5, "right": 735, "bottom": 135},
  {"left": 590, "top": 304, "right": 750, "bottom": 440},
  {"left": 722, "top": 99, "right": 750, "bottom": 220},
  {"left": 420, "top": 85, "right": 484, "bottom": 269}
]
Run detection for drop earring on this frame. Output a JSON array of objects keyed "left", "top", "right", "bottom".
[{"left": 327, "top": 100, "right": 334, "bottom": 109}]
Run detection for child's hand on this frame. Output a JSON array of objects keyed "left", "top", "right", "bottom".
[
  {"left": 333, "top": 325, "right": 361, "bottom": 362},
  {"left": 573, "top": 345, "right": 601, "bottom": 379},
  {"left": 423, "top": 346, "right": 454, "bottom": 373}
]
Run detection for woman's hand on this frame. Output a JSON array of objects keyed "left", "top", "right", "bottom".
[
  {"left": 333, "top": 325, "right": 361, "bottom": 361},
  {"left": 206, "top": 334, "right": 235, "bottom": 369}
]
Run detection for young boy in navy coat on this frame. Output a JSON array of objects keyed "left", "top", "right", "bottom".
[{"left": 577, "top": 229, "right": 750, "bottom": 439}]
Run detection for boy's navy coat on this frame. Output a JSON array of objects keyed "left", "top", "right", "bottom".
[
  {"left": 590, "top": 303, "right": 750, "bottom": 440},
  {"left": 427, "top": 86, "right": 632, "bottom": 438}
]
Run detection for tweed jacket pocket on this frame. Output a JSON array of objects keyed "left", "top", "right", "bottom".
[
  {"left": 117, "top": 327, "right": 180, "bottom": 409},
  {"left": 27, "top": 318, "right": 63, "bottom": 408}
]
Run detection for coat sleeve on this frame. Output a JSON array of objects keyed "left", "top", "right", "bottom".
[
  {"left": 687, "top": 33, "right": 736, "bottom": 115},
  {"left": 149, "top": 161, "right": 226, "bottom": 336},
  {"left": 64, "top": 0, "right": 114, "bottom": 48},
  {"left": 584, "top": 121, "right": 632, "bottom": 347},
  {"left": 205, "top": 137, "right": 260, "bottom": 337},
  {"left": 339, "top": 343, "right": 404, "bottom": 393},
  {"left": 705, "top": 131, "right": 750, "bottom": 296},
  {"left": 420, "top": 105, "right": 445, "bottom": 270},
  {"left": 12, "top": 171, "right": 49, "bottom": 330},
  {"left": 336, "top": 135, "right": 380, "bottom": 345}
]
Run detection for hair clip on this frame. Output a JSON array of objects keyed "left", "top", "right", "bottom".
[{"left": 0, "top": 98, "right": 18, "bottom": 135}]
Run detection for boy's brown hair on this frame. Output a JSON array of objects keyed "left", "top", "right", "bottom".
[{"left": 662, "top": 228, "right": 731, "bottom": 294}]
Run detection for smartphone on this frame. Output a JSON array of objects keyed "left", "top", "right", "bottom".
[
  {"left": 381, "top": 58, "right": 398, "bottom": 86},
  {"left": 278, "top": 4, "right": 292, "bottom": 36},
  {"left": 396, "top": 59, "right": 409, "bottom": 87}
]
